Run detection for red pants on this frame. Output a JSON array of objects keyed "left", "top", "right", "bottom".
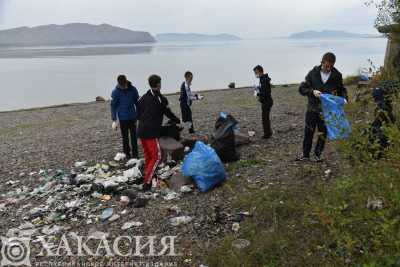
[{"left": 140, "top": 138, "right": 162, "bottom": 185}]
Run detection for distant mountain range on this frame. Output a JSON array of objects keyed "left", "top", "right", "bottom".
[
  {"left": 0, "top": 23, "right": 156, "bottom": 47},
  {"left": 156, "top": 33, "right": 241, "bottom": 42},
  {"left": 289, "top": 30, "right": 382, "bottom": 39}
]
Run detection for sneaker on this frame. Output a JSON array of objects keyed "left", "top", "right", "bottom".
[
  {"left": 314, "top": 156, "right": 324, "bottom": 163},
  {"left": 142, "top": 183, "right": 152, "bottom": 192},
  {"left": 262, "top": 134, "right": 272, "bottom": 139},
  {"left": 295, "top": 155, "right": 310, "bottom": 162}
]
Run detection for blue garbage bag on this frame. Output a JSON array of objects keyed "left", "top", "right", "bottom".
[
  {"left": 182, "top": 141, "right": 226, "bottom": 192},
  {"left": 320, "top": 94, "right": 352, "bottom": 140}
]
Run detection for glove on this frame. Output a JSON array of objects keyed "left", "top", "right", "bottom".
[{"left": 112, "top": 121, "right": 119, "bottom": 131}]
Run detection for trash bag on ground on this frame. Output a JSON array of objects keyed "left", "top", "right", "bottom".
[
  {"left": 161, "top": 121, "right": 183, "bottom": 141},
  {"left": 211, "top": 112, "right": 239, "bottom": 162},
  {"left": 320, "top": 94, "right": 352, "bottom": 140},
  {"left": 182, "top": 141, "right": 226, "bottom": 192},
  {"left": 159, "top": 137, "right": 185, "bottom": 161},
  {"left": 234, "top": 129, "right": 251, "bottom": 146}
]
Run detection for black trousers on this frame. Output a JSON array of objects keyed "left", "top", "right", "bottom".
[
  {"left": 120, "top": 120, "right": 138, "bottom": 159},
  {"left": 180, "top": 102, "right": 195, "bottom": 133},
  {"left": 261, "top": 104, "right": 272, "bottom": 137},
  {"left": 303, "top": 111, "right": 327, "bottom": 158}
]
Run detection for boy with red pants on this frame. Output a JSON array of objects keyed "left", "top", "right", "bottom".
[{"left": 137, "top": 75, "right": 180, "bottom": 192}]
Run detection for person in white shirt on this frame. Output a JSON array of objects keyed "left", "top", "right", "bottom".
[
  {"left": 297, "top": 52, "right": 348, "bottom": 162},
  {"left": 179, "top": 71, "right": 198, "bottom": 134}
]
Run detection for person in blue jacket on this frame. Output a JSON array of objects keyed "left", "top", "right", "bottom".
[{"left": 111, "top": 75, "right": 140, "bottom": 159}]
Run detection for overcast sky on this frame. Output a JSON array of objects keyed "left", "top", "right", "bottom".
[{"left": 0, "top": 0, "right": 379, "bottom": 38}]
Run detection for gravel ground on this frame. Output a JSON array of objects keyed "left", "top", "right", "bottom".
[{"left": 0, "top": 86, "right": 343, "bottom": 266}]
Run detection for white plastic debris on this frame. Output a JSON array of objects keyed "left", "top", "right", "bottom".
[
  {"left": 121, "top": 221, "right": 143, "bottom": 230},
  {"left": 232, "top": 222, "right": 240, "bottom": 232},
  {"left": 74, "top": 161, "right": 87, "bottom": 168},
  {"left": 65, "top": 199, "right": 81, "bottom": 209},
  {"left": 125, "top": 158, "right": 141, "bottom": 167},
  {"left": 163, "top": 192, "right": 181, "bottom": 201},
  {"left": 367, "top": 197, "right": 384, "bottom": 210},
  {"left": 180, "top": 185, "right": 193, "bottom": 193},
  {"left": 114, "top": 153, "right": 127, "bottom": 162},
  {"left": 248, "top": 131, "right": 256, "bottom": 137},
  {"left": 123, "top": 167, "right": 141, "bottom": 179},
  {"left": 169, "top": 216, "right": 193, "bottom": 226},
  {"left": 325, "top": 169, "right": 332, "bottom": 177},
  {"left": 41, "top": 225, "right": 63, "bottom": 235},
  {"left": 109, "top": 214, "right": 120, "bottom": 222}
]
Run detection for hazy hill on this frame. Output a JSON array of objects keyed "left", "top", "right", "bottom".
[
  {"left": 156, "top": 33, "right": 241, "bottom": 42},
  {"left": 0, "top": 23, "right": 156, "bottom": 47},
  {"left": 289, "top": 30, "right": 381, "bottom": 39}
]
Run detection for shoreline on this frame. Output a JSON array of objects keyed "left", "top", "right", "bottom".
[{"left": 0, "top": 84, "right": 298, "bottom": 114}]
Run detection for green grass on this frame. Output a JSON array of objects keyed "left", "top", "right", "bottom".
[{"left": 207, "top": 86, "right": 400, "bottom": 266}]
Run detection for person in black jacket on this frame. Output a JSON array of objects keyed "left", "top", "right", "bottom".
[
  {"left": 179, "top": 71, "right": 196, "bottom": 134},
  {"left": 137, "top": 75, "right": 180, "bottom": 191},
  {"left": 298, "top": 52, "right": 348, "bottom": 162},
  {"left": 254, "top": 65, "right": 273, "bottom": 139}
]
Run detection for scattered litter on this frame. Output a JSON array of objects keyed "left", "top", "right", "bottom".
[
  {"left": 88, "top": 230, "right": 109, "bottom": 239},
  {"left": 74, "top": 161, "right": 87, "bottom": 168},
  {"left": 98, "top": 195, "right": 112, "bottom": 201},
  {"left": 232, "top": 239, "right": 251, "bottom": 249},
  {"left": 125, "top": 158, "right": 142, "bottom": 167},
  {"left": 180, "top": 185, "right": 193, "bottom": 193},
  {"left": 232, "top": 222, "right": 240, "bottom": 232},
  {"left": 114, "top": 153, "right": 126, "bottom": 162},
  {"left": 163, "top": 192, "right": 181, "bottom": 201},
  {"left": 123, "top": 167, "right": 141, "bottom": 179},
  {"left": 168, "top": 205, "right": 181, "bottom": 215},
  {"left": 169, "top": 216, "right": 193, "bottom": 226},
  {"left": 367, "top": 197, "right": 384, "bottom": 210},
  {"left": 65, "top": 200, "right": 81, "bottom": 209},
  {"left": 108, "top": 214, "right": 120, "bottom": 222},
  {"left": 41, "top": 225, "right": 62, "bottom": 235},
  {"left": 100, "top": 208, "right": 114, "bottom": 222},
  {"left": 325, "top": 169, "right": 332, "bottom": 177},
  {"left": 121, "top": 221, "right": 143, "bottom": 230},
  {"left": 248, "top": 131, "right": 256, "bottom": 137}
]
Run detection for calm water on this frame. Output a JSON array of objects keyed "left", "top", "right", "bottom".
[{"left": 0, "top": 38, "right": 387, "bottom": 111}]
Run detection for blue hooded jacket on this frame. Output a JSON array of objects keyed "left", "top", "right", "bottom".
[{"left": 111, "top": 84, "right": 139, "bottom": 121}]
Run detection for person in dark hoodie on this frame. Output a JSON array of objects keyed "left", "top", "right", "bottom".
[
  {"left": 137, "top": 75, "right": 180, "bottom": 192},
  {"left": 297, "top": 52, "right": 348, "bottom": 162},
  {"left": 253, "top": 65, "right": 273, "bottom": 139},
  {"left": 111, "top": 75, "right": 140, "bottom": 159},
  {"left": 179, "top": 71, "right": 197, "bottom": 134}
]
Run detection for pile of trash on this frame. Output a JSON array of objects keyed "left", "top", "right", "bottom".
[{"left": 0, "top": 112, "right": 256, "bottom": 240}]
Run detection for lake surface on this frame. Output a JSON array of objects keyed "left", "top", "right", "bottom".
[{"left": 0, "top": 38, "right": 387, "bottom": 111}]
